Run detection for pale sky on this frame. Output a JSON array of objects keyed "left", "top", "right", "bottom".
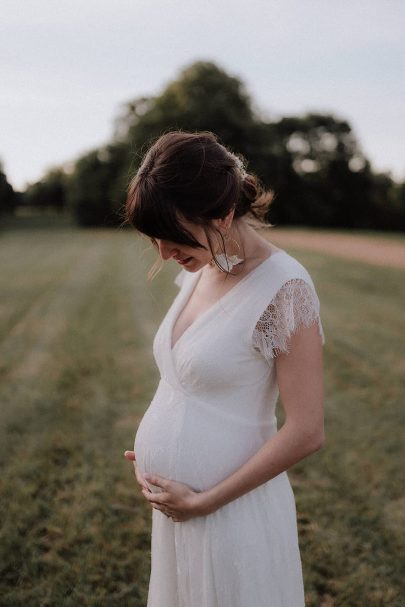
[{"left": 1, "top": 0, "right": 404, "bottom": 190}]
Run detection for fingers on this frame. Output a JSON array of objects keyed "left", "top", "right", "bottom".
[
  {"left": 123, "top": 454, "right": 172, "bottom": 501},
  {"left": 141, "top": 488, "right": 170, "bottom": 504},
  {"left": 131, "top": 461, "right": 150, "bottom": 491},
  {"left": 142, "top": 491, "right": 175, "bottom": 519},
  {"left": 153, "top": 503, "right": 168, "bottom": 513},
  {"left": 140, "top": 490, "right": 182, "bottom": 522},
  {"left": 143, "top": 473, "right": 168, "bottom": 489},
  {"left": 150, "top": 502, "right": 178, "bottom": 521},
  {"left": 135, "top": 469, "right": 150, "bottom": 491}
]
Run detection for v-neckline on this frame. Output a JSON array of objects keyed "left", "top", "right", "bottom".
[{"left": 170, "top": 248, "right": 285, "bottom": 352}]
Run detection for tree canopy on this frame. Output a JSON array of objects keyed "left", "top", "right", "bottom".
[{"left": 14, "top": 60, "right": 405, "bottom": 231}]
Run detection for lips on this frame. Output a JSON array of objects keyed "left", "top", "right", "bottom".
[{"left": 176, "top": 257, "right": 192, "bottom": 264}]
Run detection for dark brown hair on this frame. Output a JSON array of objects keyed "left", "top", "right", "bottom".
[{"left": 123, "top": 130, "right": 275, "bottom": 278}]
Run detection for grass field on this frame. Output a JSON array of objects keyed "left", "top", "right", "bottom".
[{"left": 0, "top": 222, "right": 404, "bottom": 606}]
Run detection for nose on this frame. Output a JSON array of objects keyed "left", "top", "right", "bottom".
[{"left": 156, "top": 239, "right": 177, "bottom": 261}]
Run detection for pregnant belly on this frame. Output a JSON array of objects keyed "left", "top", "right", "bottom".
[{"left": 134, "top": 381, "right": 274, "bottom": 493}]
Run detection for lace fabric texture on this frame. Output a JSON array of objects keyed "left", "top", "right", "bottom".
[{"left": 252, "top": 278, "right": 325, "bottom": 361}]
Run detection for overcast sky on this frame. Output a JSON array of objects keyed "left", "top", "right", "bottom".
[{"left": 1, "top": 0, "right": 404, "bottom": 190}]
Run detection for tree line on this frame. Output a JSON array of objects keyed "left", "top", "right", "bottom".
[{"left": 1, "top": 60, "right": 404, "bottom": 231}]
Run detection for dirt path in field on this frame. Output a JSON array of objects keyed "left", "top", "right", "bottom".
[{"left": 264, "top": 228, "right": 405, "bottom": 269}]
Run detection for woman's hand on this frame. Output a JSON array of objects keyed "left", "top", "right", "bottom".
[
  {"left": 140, "top": 473, "right": 207, "bottom": 522},
  {"left": 123, "top": 450, "right": 209, "bottom": 522}
]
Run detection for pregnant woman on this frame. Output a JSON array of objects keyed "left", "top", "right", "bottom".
[{"left": 123, "top": 130, "right": 326, "bottom": 606}]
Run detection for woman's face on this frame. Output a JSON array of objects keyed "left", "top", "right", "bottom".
[
  {"left": 153, "top": 213, "right": 232, "bottom": 272},
  {"left": 154, "top": 221, "right": 213, "bottom": 272}
]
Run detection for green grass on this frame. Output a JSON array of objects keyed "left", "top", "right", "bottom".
[{"left": 0, "top": 224, "right": 404, "bottom": 606}]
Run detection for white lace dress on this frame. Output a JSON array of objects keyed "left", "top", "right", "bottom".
[{"left": 134, "top": 248, "right": 325, "bottom": 607}]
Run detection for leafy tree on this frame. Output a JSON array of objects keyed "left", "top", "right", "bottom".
[
  {"left": 264, "top": 113, "right": 382, "bottom": 228},
  {"left": 0, "top": 161, "right": 16, "bottom": 215},
  {"left": 65, "top": 144, "right": 126, "bottom": 227},
  {"left": 113, "top": 60, "right": 259, "bottom": 151},
  {"left": 24, "top": 168, "right": 67, "bottom": 213},
  {"left": 367, "top": 171, "right": 405, "bottom": 230}
]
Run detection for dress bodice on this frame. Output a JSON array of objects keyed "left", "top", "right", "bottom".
[{"left": 152, "top": 249, "right": 325, "bottom": 403}]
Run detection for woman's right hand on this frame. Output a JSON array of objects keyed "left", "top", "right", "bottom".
[{"left": 124, "top": 450, "right": 150, "bottom": 491}]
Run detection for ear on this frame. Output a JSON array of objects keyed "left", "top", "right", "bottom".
[{"left": 212, "top": 208, "right": 235, "bottom": 233}]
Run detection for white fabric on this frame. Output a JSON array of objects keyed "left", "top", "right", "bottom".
[
  {"left": 134, "top": 249, "right": 326, "bottom": 607},
  {"left": 252, "top": 277, "right": 325, "bottom": 360}
]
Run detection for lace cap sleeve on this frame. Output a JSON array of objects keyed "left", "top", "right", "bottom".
[
  {"left": 174, "top": 269, "right": 186, "bottom": 288},
  {"left": 252, "top": 278, "right": 326, "bottom": 362}
]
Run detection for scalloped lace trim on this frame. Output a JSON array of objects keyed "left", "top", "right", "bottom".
[{"left": 252, "top": 278, "right": 325, "bottom": 360}]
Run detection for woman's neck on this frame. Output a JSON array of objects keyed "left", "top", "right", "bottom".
[{"left": 208, "top": 218, "right": 275, "bottom": 278}]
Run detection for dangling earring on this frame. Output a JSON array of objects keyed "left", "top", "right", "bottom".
[{"left": 210, "top": 229, "right": 245, "bottom": 273}]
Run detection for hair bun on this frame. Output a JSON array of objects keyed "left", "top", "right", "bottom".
[
  {"left": 235, "top": 174, "right": 257, "bottom": 217},
  {"left": 234, "top": 172, "right": 275, "bottom": 224},
  {"left": 230, "top": 152, "right": 248, "bottom": 181}
]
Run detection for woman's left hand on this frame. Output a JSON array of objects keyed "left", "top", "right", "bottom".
[{"left": 141, "top": 473, "right": 206, "bottom": 522}]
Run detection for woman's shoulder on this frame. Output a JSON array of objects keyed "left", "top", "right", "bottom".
[
  {"left": 260, "top": 247, "right": 317, "bottom": 293},
  {"left": 251, "top": 248, "right": 326, "bottom": 354}
]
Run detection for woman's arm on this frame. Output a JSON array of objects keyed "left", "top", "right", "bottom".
[{"left": 197, "top": 321, "right": 325, "bottom": 515}]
